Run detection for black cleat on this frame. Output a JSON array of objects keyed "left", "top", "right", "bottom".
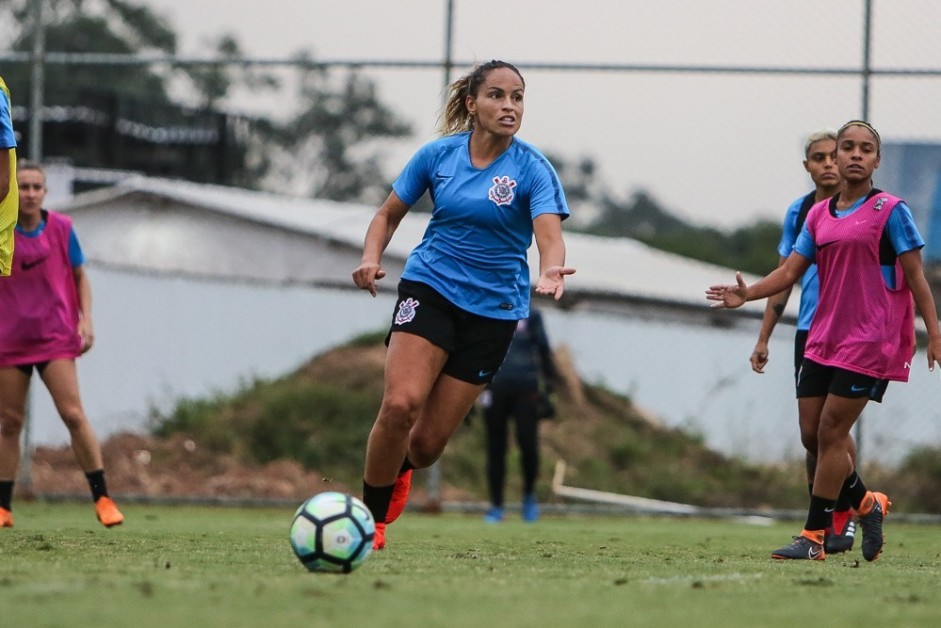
[
  {"left": 858, "top": 491, "right": 891, "bottom": 562},
  {"left": 771, "top": 534, "right": 825, "bottom": 560}
]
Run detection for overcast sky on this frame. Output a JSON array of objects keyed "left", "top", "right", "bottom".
[{"left": 143, "top": 0, "right": 941, "bottom": 228}]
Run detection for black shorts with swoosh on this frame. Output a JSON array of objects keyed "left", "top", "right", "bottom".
[
  {"left": 796, "top": 358, "right": 889, "bottom": 402},
  {"left": 387, "top": 279, "right": 517, "bottom": 384}
]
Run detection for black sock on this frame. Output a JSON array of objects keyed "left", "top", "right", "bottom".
[
  {"left": 842, "top": 470, "right": 868, "bottom": 510},
  {"left": 0, "top": 480, "right": 13, "bottom": 511},
  {"left": 835, "top": 489, "right": 853, "bottom": 512},
  {"left": 399, "top": 457, "right": 415, "bottom": 475},
  {"left": 362, "top": 480, "right": 395, "bottom": 523},
  {"left": 85, "top": 469, "right": 109, "bottom": 502},
  {"left": 805, "top": 494, "right": 837, "bottom": 532}
]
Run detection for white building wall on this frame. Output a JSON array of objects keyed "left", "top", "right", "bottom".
[{"left": 26, "top": 267, "right": 941, "bottom": 467}]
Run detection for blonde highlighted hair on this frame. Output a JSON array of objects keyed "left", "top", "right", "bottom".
[{"left": 804, "top": 128, "right": 838, "bottom": 158}]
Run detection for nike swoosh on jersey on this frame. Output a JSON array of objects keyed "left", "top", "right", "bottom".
[
  {"left": 21, "top": 257, "right": 48, "bottom": 270},
  {"left": 816, "top": 240, "right": 839, "bottom": 250}
]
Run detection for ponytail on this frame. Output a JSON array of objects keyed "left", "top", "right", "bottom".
[{"left": 439, "top": 75, "right": 474, "bottom": 136}]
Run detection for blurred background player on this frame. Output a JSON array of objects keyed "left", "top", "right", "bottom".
[
  {"left": 480, "top": 307, "right": 558, "bottom": 523},
  {"left": 709, "top": 120, "right": 941, "bottom": 561},
  {"left": 748, "top": 129, "right": 857, "bottom": 554},
  {"left": 352, "top": 60, "right": 574, "bottom": 550},
  {"left": 0, "top": 74, "right": 16, "bottom": 277},
  {"left": 0, "top": 161, "right": 124, "bottom": 529}
]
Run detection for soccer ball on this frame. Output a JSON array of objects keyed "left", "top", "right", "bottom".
[{"left": 290, "top": 491, "right": 375, "bottom": 573}]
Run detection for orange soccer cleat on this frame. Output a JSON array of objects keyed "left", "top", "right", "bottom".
[
  {"left": 95, "top": 496, "right": 125, "bottom": 528},
  {"left": 372, "top": 522, "right": 386, "bottom": 550},
  {"left": 385, "top": 469, "right": 413, "bottom": 524},
  {"left": 0, "top": 507, "right": 13, "bottom": 528}
]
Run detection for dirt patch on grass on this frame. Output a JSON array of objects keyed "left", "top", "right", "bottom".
[
  {"left": 26, "top": 431, "right": 472, "bottom": 505},
  {"left": 27, "top": 432, "right": 343, "bottom": 502}
]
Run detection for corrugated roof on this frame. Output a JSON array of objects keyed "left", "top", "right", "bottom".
[{"left": 63, "top": 176, "right": 783, "bottom": 319}]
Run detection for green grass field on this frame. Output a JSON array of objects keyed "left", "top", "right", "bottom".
[{"left": 2, "top": 502, "right": 940, "bottom": 627}]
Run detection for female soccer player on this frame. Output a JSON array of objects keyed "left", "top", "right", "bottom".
[
  {"left": 0, "top": 162, "right": 124, "bottom": 529},
  {"left": 708, "top": 121, "right": 941, "bottom": 561},
  {"left": 352, "top": 60, "right": 574, "bottom": 549},
  {"left": 749, "top": 129, "right": 858, "bottom": 554}
]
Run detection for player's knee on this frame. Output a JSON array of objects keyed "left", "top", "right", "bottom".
[
  {"left": 375, "top": 399, "right": 419, "bottom": 439},
  {"left": 800, "top": 431, "right": 818, "bottom": 453},
  {"left": 815, "top": 420, "right": 845, "bottom": 451},
  {"left": 0, "top": 413, "right": 25, "bottom": 436},
  {"left": 59, "top": 408, "right": 88, "bottom": 432},
  {"left": 407, "top": 434, "right": 445, "bottom": 468}
]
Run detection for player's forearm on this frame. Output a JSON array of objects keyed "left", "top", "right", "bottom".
[
  {"left": 76, "top": 271, "right": 93, "bottom": 320},
  {"left": 912, "top": 280, "right": 941, "bottom": 341},
  {"left": 756, "top": 287, "right": 793, "bottom": 343}
]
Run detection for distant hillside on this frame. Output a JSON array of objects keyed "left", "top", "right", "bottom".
[
  {"left": 23, "top": 333, "right": 937, "bottom": 512},
  {"left": 148, "top": 333, "right": 817, "bottom": 511}
]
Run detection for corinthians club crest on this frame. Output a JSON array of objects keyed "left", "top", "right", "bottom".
[
  {"left": 394, "top": 297, "right": 420, "bottom": 325},
  {"left": 488, "top": 175, "right": 517, "bottom": 206}
]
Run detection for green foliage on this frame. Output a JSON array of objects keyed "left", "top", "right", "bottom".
[
  {"left": 640, "top": 219, "right": 784, "bottom": 275},
  {"left": 902, "top": 446, "right": 941, "bottom": 477},
  {"left": 892, "top": 446, "right": 941, "bottom": 513},
  {"left": 546, "top": 153, "right": 785, "bottom": 274},
  {"left": 153, "top": 377, "right": 377, "bottom": 477},
  {"left": 246, "top": 384, "right": 375, "bottom": 469},
  {"left": 573, "top": 186, "right": 784, "bottom": 275}
]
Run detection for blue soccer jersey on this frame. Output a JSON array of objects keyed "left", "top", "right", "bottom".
[
  {"left": 393, "top": 132, "right": 569, "bottom": 319},
  {"left": 778, "top": 193, "right": 820, "bottom": 331}
]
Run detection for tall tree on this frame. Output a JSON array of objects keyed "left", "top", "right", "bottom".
[
  {"left": 272, "top": 56, "right": 412, "bottom": 203},
  {"left": 0, "top": 1, "right": 414, "bottom": 198},
  {"left": 4, "top": 0, "right": 177, "bottom": 106}
]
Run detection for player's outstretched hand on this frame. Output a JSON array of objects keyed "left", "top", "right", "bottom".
[
  {"left": 536, "top": 266, "right": 576, "bottom": 301},
  {"left": 352, "top": 262, "right": 387, "bottom": 297},
  {"left": 706, "top": 271, "right": 748, "bottom": 309}
]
